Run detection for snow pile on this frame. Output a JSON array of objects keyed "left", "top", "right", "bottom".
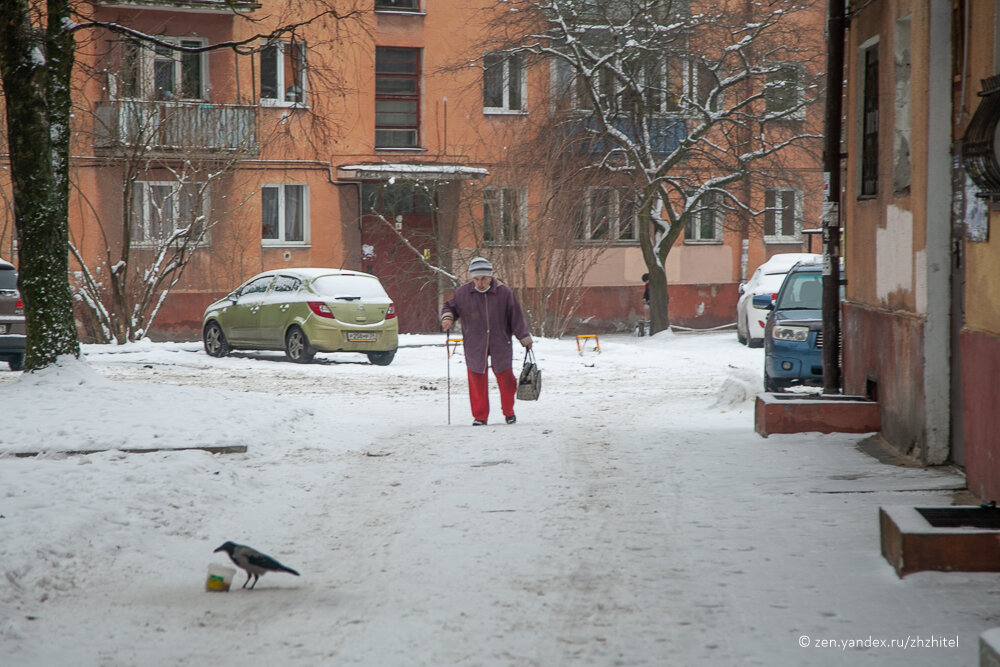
[{"left": 0, "top": 354, "right": 291, "bottom": 455}]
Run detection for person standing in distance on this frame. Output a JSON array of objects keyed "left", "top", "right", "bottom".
[{"left": 441, "top": 257, "right": 533, "bottom": 425}]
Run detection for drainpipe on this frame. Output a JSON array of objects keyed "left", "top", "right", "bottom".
[{"left": 822, "top": 0, "right": 846, "bottom": 395}]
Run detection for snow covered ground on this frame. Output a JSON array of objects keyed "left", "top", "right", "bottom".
[{"left": 0, "top": 331, "right": 991, "bottom": 666}]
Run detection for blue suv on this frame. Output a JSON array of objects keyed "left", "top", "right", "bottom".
[{"left": 753, "top": 258, "right": 824, "bottom": 392}]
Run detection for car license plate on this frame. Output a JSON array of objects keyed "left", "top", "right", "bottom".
[
  {"left": 347, "top": 332, "right": 377, "bottom": 342},
  {"left": 0, "top": 324, "right": 7, "bottom": 334}
]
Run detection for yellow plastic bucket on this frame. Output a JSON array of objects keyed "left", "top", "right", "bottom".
[{"left": 205, "top": 563, "right": 236, "bottom": 592}]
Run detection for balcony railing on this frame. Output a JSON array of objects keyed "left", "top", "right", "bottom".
[
  {"left": 93, "top": 0, "right": 261, "bottom": 12},
  {"left": 94, "top": 100, "right": 259, "bottom": 156},
  {"left": 554, "top": 115, "right": 687, "bottom": 157}
]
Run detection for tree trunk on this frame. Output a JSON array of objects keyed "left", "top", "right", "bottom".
[
  {"left": 0, "top": 0, "right": 81, "bottom": 370},
  {"left": 637, "top": 202, "right": 673, "bottom": 335}
]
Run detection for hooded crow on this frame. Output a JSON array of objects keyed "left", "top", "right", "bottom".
[{"left": 213, "top": 541, "right": 300, "bottom": 589}]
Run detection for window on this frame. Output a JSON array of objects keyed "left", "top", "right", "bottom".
[
  {"left": 375, "top": 0, "right": 419, "bottom": 10},
  {"left": 860, "top": 43, "right": 879, "bottom": 197},
  {"left": 765, "top": 63, "right": 804, "bottom": 118},
  {"left": 361, "top": 182, "right": 434, "bottom": 214},
  {"left": 484, "top": 52, "right": 525, "bottom": 112},
  {"left": 261, "top": 184, "right": 308, "bottom": 245},
  {"left": 120, "top": 38, "right": 207, "bottom": 101},
  {"left": 684, "top": 190, "right": 723, "bottom": 243},
  {"left": 239, "top": 275, "right": 274, "bottom": 297},
  {"left": 764, "top": 189, "right": 801, "bottom": 242},
  {"left": 131, "top": 181, "right": 205, "bottom": 245},
  {"left": 689, "top": 59, "right": 722, "bottom": 112},
  {"left": 272, "top": 275, "right": 302, "bottom": 293},
  {"left": 261, "top": 41, "right": 307, "bottom": 105},
  {"left": 572, "top": 56, "right": 705, "bottom": 116},
  {"left": 893, "top": 17, "right": 911, "bottom": 193},
  {"left": 576, "top": 187, "right": 638, "bottom": 241},
  {"left": 484, "top": 186, "right": 524, "bottom": 244},
  {"left": 376, "top": 47, "right": 420, "bottom": 148}
]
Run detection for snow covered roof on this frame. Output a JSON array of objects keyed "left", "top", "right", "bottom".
[{"left": 338, "top": 163, "right": 489, "bottom": 181}]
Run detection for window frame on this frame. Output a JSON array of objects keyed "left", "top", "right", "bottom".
[
  {"left": 130, "top": 180, "right": 208, "bottom": 246},
  {"left": 683, "top": 190, "right": 724, "bottom": 244},
  {"left": 375, "top": 46, "right": 422, "bottom": 149},
  {"left": 260, "top": 40, "right": 308, "bottom": 107},
  {"left": 483, "top": 51, "right": 527, "bottom": 114},
  {"left": 859, "top": 41, "right": 880, "bottom": 198},
  {"left": 483, "top": 185, "right": 526, "bottom": 245},
  {"left": 571, "top": 55, "right": 704, "bottom": 117},
  {"left": 261, "top": 183, "right": 310, "bottom": 246},
  {"left": 374, "top": 0, "right": 420, "bottom": 11},
  {"left": 119, "top": 37, "right": 208, "bottom": 101},
  {"left": 576, "top": 186, "right": 639, "bottom": 243},
  {"left": 763, "top": 188, "right": 803, "bottom": 243},
  {"left": 764, "top": 61, "right": 806, "bottom": 120}
]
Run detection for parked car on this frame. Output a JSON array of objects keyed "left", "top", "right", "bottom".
[
  {"left": 736, "top": 253, "right": 820, "bottom": 347},
  {"left": 0, "top": 258, "right": 25, "bottom": 371},
  {"left": 753, "top": 258, "right": 825, "bottom": 392},
  {"left": 203, "top": 269, "right": 399, "bottom": 365}
]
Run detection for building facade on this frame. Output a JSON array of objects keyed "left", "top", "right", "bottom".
[
  {"left": 841, "top": 0, "right": 1000, "bottom": 501},
  {"left": 0, "top": 0, "right": 825, "bottom": 339}
]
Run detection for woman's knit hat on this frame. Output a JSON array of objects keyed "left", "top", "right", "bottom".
[{"left": 469, "top": 257, "right": 493, "bottom": 277}]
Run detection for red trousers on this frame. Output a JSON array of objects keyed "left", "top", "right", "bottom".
[{"left": 467, "top": 366, "right": 517, "bottom": 422}]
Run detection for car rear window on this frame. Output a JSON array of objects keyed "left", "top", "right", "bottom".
[
  {"left": 0, "top": 268, "right": 17, "bottom": 291},
  {"left": 311, "top": 275, "right": 389, "bottom": 299}
]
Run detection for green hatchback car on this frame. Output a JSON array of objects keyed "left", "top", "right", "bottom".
[{"left": 202, "top": 269, "right": 399, "bottom": 365}]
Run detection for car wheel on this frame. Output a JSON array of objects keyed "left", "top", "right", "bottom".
[
  {"left": 203, "top": 322, "right": 230, "bottom": 358},
  {"left": 285, "top": 326, "right": 315, "bottom": 363},
  {"left": 737, "top": 319, "right": 747, "bottom": 345},
  {"left": 367, "top": 348, "right": 397, "bottom": 366},
  {"left": 8, "top": 354, "right": 24, "bottom": 371},
  {"left": 764, "top": 372, "right": 782, "bottom": 393}
]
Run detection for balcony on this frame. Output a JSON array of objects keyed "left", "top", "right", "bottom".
[
  {"left": 94, "top": 100, "right": 259, "bottom": 156},
  {"left": 94, "top": 0, "right": 260, "bottom": 12},
  {"left": 555, "top": 115, "right": 687, "bottom": 157}
]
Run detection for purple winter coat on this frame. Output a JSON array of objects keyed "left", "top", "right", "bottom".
[{"left": 441, "top": 280, "right": 531, "bottom": 374}]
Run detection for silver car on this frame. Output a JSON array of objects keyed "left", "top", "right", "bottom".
[{"left": 0, "top": 258, "right": 25, "bottom": 371}]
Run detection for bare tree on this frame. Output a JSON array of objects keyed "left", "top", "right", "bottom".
[
  {"left": 0, "top": 0, "right": 364, "bottom": 368},
  {"left": 478, "top": 0, "right": 825, "bottom": 334}
]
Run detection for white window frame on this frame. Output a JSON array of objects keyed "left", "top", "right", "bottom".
[
  {"left": 483, "top": 52, "right": 527, "bottom": 114},
  {"left": 764, "top": 61, "right": 806, "bottom": 120},
  {"left": 577, "top": 186, "right": 639, "bottom": 242},
  {"left": 118, "top": 37, "right": 208, "bottom": 101},
  {"left": 483, "top": 185, "right": 526, "bottom": 245},
  {"left": 763, "top": 188, "right": 803, "bottom": 244},
  {"left": 260, "top": 41, "right": 308, "bottom": 107},
  {"left": 131, "top": 180, "right": 208, "bottom": 246},
  {"left": 261, "top": 184, "right": 310, "bottom": 246},
  {"left": 572, "top": 56, "right": 702, "bottom": 117},
  {"left": 684, "top": 190, "right": 724, "bottom": 244},
  {"left": 375, "top": 0, "right": 420, "bottom": 11}
]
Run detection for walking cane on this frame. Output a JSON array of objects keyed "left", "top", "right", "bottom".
[{"left": 446, "top": 330, "right": 451, "bottom": 425}]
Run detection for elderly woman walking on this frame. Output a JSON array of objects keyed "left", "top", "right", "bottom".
[{"left": 441, "top": 257, "right": 533, "bottom": 425}]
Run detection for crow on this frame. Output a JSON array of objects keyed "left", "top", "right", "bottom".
[{"left": 213, "top": 541, "right": 300, "bottom": 589}]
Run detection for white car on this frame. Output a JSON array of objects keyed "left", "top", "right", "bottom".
[{"left": 736, "top": 253, "right": 821, "bottom": 347}]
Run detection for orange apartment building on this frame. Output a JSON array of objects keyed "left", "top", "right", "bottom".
[
  {"left": 0, "top": 0, "right": 825, "bottom": 339},
  {"left": 841, "top": 0, "right": 1000, "bottom": 501}
]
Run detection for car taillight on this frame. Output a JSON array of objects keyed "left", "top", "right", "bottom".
[
  {"left": 15, "top": 297, "right": 23, "bottom": 312},
  {"left": 386, "top": 303, "right": 397, "bottom": 320},
  {"left": 307, "top": 301, "right": 335, "bottom": 319}
]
